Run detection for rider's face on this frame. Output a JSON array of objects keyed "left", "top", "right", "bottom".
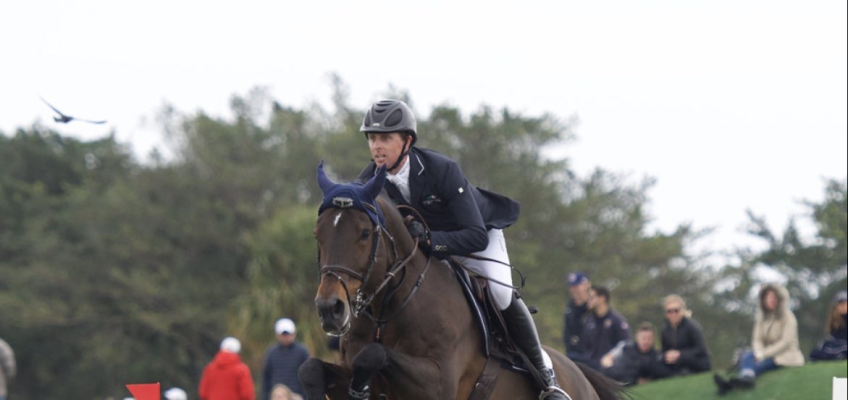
[{"left": 367, "top": 132, "right": 410, "bottom": 174}]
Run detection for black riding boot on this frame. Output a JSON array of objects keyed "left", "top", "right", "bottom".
[{"left": 503, "top": 297, "right": 572, "bottom": 400}]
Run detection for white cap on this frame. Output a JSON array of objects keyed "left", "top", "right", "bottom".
[
  {"left": 164, "top": 387, "right": 188, "bottom": 400},
  {"left": 220, "top": 336, "right": 241, "bottom": 354},
  {"left": 275, "top": 318, "right": 296, "bottom": 335}
]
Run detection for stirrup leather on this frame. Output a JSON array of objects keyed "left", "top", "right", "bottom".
[{"left": 540, "top": 386, "right": 573, "bottom": 400}]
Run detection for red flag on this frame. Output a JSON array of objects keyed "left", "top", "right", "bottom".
[{"left": 126, "top": 383, "right": 160, "bottom": 400}]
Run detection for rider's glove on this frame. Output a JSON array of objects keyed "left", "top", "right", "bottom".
[{"left": 406, "top": 220, "right": 430, "bottom": 250}]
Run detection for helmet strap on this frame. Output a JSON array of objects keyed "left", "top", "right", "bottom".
[{"left": 387, "top": 139, "right": 410, "bottom": 173}]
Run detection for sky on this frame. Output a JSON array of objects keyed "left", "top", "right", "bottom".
[{"left": 2, "top": 0, "right": 846, "bottom": 263}]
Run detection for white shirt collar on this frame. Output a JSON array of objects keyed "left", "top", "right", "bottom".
[{"left": 385, "top": 155, "right": 411, "bottom": 203}]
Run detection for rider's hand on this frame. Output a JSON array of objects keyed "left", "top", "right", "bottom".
[
  {"left": 405, "top": 219, "right": 430, "bottom": 251},
  {"left": 407, "top": 220, "right": 428, "bottom": 243}
]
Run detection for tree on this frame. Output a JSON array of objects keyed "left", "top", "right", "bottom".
[{"left": 0, "top": 84, "right": 724, "bottom": 399}]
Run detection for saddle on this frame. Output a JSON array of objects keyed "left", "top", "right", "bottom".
[{"left": 447, "top": 259, "right": 536, "bottom": 400}]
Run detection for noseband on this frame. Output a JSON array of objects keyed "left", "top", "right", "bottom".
[{"left": 318, "top": 203, "right": 429, "bottom": 336}]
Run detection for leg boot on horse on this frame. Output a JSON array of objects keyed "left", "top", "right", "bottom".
[{"left": 503, "top": 296, "right": 573, "bottom": 400}]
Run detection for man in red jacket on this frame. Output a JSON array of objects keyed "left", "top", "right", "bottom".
[{"left": 199, "top": 337, "right": 255, "bottom": 400}]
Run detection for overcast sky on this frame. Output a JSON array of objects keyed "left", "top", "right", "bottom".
[{"left": 2, "top": 0, "right": 846, "bottom": 261}]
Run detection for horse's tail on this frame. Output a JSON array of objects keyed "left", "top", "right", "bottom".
[{"left": 575, "top": 363, "right": 630, "bottom": 400}]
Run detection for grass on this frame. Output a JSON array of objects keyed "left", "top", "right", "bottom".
[{"left": 626, "top": 361, "right": 847, "bottom": 400}]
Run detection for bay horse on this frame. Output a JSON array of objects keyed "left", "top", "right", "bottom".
[{"left": 298, "top": 163, "right": 623, "bottom": 400}]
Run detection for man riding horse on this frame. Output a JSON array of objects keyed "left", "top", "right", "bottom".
[{"left": 356, "top": 99, "right": 571, "bottom": 400}]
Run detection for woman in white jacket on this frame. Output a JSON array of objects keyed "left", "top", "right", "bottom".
[{"left": 714, "top": 283, "right": 804, "bottom": 395}]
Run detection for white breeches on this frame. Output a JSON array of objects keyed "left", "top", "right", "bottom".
[{"left": 452, "top": 229, "right": 515, "bottom": 311}]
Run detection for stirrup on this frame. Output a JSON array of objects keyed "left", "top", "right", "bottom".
[
  {"left": 349, "top": 385, "right": 370, "bottom": 400},
  {"left": 540, "top": 386, "right": 573, "bottom": 400}
]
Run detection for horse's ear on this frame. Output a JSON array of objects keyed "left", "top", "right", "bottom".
[
  {"left": 362, "top": 165, "right": 387, "bottom": 200},
  {"left": 316, "top": 160, "right": 336, "bottom": 194}
]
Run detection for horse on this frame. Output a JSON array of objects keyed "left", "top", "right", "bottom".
[{"left": 298, "top": 163, "right": 624, "bottom": 400}]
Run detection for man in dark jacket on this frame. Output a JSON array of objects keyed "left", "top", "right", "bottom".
[
  {"left": 577, "top": 286, "right": 631, "bottom": 370},
  {"left": 263, "top": 318, "right": 310, "bottom": 400},
  {"left": 660, "top": 295, "right": 711, "bottom": 375},
  {"left": 602, "top": 322, "right": 672, "bottom": 385},
  {"left": 355, "top": 99, "right": 569, "bottom": 400}
]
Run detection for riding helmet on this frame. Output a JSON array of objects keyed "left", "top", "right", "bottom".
[{"left": 360, "top": 99, "right": 417, "bottom": 146}]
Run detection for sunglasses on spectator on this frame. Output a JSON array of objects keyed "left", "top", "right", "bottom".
[{"left": 665, "top": 308, "right": 681, "bottom": 314}]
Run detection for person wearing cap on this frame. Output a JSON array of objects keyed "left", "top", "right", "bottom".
[
  {"left": 809, "top": 290, "right": 848, "bottom": 361},
  {"left": 0, "top": 337, "right": 14, "bottom": 400},
  {"left": 564, "top": 272, "right": 591, "bottom": 361},
  {"left": 576, "top": 286, "right": 631, "bottom": 371},
  {"left": 199, "top": 337, "right": 255, "bottom": 400},
  {"left": 262, "top": 318, "right": 309, "bottom": 400},
  {"left": 164, "top": 387, "right": 188, "bottom": 400},
  {"left": 356, "top": 100, "right": 569, "bottom": 400}
]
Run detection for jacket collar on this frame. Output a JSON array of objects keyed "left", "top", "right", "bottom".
[{"left": 408, "top": 149, "right": 425, "bottom": 204}]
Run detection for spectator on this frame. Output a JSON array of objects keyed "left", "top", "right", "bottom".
[
  {"left": 809, "top": 290, "right": 847, "bottom": 361},
  {"left": 564, "top": 272, "right": 591, "bottom": 360},
  {"left": 270, "top": 384, "right": 303, "bottom": 400},
  {"left": 263, "top": 318, "right": 310, "bottom": 400},
  {"left": 659, "top": 294, "right": 711, "bottom": 375},
  {"left": 575, "top": 286, "right": 630, "bottom": 370},
  {"left": 714, "top": 283, "right": 804, "bottom": 396},
  {"left": 164, "top": 387, "right": 188, "bottom": 400},
  {"left": 0, "top": 337, "right": 15, "bottom": 400},
  {"left": 199, "top": 337, "right": 255, "bottom": 400},
  {"left": 601, "top": 322, "right": 670, "bottom": 386}
]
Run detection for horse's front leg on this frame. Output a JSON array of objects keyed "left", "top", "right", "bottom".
[
  {"left": 299, "top": 357, "right": 351, "bottom": 400},
  {"left": 349, "top": 343, "right": 452, "bottom": 400},
  {"left": 348, "top": 343, "right": 388, "bottom": 400}
]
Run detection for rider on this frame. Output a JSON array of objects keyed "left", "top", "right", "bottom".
[{"left": 357, "top": 99, "right": 571, "bottom": 400}]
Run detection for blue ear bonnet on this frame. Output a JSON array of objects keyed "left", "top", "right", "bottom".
[{"left": 317, "top": 161, "right": 387, "bottom": 228}]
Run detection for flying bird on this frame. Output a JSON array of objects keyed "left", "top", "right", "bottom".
[{"left": 41, "top": 97, "right": 106, "bottom": 124}]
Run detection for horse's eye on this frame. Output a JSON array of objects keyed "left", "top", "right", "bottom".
[{"left": 360, "top": 229, "right": 372, "bottom": 241}]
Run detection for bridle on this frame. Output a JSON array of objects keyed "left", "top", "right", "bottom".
[{"left": 318, "top": 202, "right": 431, "bottom": 337}]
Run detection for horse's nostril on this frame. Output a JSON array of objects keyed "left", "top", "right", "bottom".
[{"left": 333, "top": 299, "right": 345, "bottom": 317}]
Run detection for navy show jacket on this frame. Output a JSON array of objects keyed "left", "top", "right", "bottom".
[{"left": 358, "top": 147, "right": 520, "bottom": 257}]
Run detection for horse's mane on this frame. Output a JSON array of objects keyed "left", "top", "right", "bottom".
[
  {"left": 375, "top": 192, "right": 404, "bottom": 230},
  {"left": 375, "top": 192, "right": 417, "bottom": 250}
]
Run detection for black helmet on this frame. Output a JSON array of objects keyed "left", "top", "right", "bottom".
[{"left": 360, "top": 99, "right": 417, "bottom": 146}]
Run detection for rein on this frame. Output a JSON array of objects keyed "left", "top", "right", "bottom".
[
  {"left": 318, "top": 203, "right": 431, "bottom": 336},
  {"left": 396, "top": 204, "right": 526, "bottom": 291}
]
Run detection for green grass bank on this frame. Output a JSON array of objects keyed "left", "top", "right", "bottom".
[{"left": 627, "top": 361, "right": 847, "bottom": 400}]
